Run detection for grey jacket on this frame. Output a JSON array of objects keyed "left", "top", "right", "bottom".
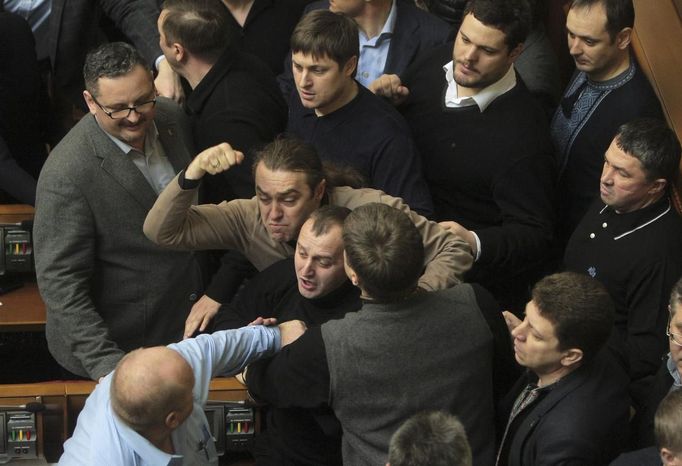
[{"left": 34, "top": 98, "right": 204, "bottom": 379}]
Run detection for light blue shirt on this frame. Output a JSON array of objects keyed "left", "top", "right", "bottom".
[
  {"left": 4, "top": 0, "right": 51, "bottom": 60},
  {"left": 356, "top": 0, "right": 397, "bottom": 88},
  {"left": 666, "top": 352, "right": 682, "bottom": 389},
  {"left": 58, "top": 325, "right": 282, "bottom": 466}
]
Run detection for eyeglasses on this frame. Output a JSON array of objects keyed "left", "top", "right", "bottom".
[
  {"left": 667, "top": 312, "right": 682, "bottom": 347},
  {"left": 91, "top": 95, "right": 157, "bottom": 120}
]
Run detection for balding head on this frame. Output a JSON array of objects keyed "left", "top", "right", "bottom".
[{"left": 111, "top": 347, "right": 195, "bottom": 433}]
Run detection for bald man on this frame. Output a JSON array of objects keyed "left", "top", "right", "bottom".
[{"left": 58, "top": 321, "right": 305, "bottom": 465}]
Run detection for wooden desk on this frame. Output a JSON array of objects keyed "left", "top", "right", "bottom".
[
  {"left": 0, "top": 282, "right": 46, "bottom": 331},
  {"left": 0, "top": 205, "right": 44, "bottom": 331},
  {"left": 0, "top": 204, "right": 34, "bottom": 225}
]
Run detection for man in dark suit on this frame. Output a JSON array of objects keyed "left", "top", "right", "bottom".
[
  {"left": 33, "top": 42, "right": 204, "bottom": 380},
  {"left": 630, "top": 276, "right": 682, "bottom": 449},
  {"left": 5, "top": 0, "right": 183, "bottom": 142},
  {"left": 498, "top": 272, "right": 630, "bottom": 466},
  {"left": 611, "top": 390, "right": 682, "bottom": 466},
  {"left": 0, "top": 7, "right": 47, "bottom": 204},
  {"left": 279, "top": 0, "right": 452, "bottom": 94}
]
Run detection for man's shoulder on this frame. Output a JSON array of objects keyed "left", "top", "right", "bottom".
[
  {"left": 329, "top": 186, "right": 401, "bottom": 208},
  {"left": 351, "top": 86, "right": 410, "bottom": 129},
  {"left": 40, "top": 116, "right": 104, "bottom": 175},
  {"left": 304, "top": 0, "right": 329, "bottom": 13},
  {"left": 394, "top": 0, "right": 451, "bottom": 37}
]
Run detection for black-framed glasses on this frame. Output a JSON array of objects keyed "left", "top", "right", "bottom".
[
  {"left": 92, "top": 95, "right": 157, "bottom": 120},
  {"left": 667, "top": 310, "right": 682, "bottom": 347}
]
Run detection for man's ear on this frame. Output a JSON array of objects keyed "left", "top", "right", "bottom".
[
  {"left": 660, "top": 447, "right": 676, "bottom": 465},
  {"left": 83, "top": 90, "right": 98, "bottom": 115},
  {"left": 165, "top": 410, "right": 182, "bottom": 430},
  {"left": 560, "top": 348, "right": 583, "bottom": 368},
  {"left": 508, "top": 42, "right": 524, "bottom": 63},
  {"left": 172, "top": 42, "right": 186, "bottom": 63},
  {"left": 343, "top": 56, "right": 358, "bottom": 78},
  {"left": 313, "top": 178, "right": 327, "bottom": 201},
  {"left": 648, "top": 178, "right": 667, "bottom": 196},
  {"left": 344, "top": 251, "right": 359, "bottom": 286},
  {"left": 615, "top": 27, "right": 632, "bottom": 50}
]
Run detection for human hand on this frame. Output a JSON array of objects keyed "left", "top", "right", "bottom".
[
  {"left": 183, "top": 294, "right": 221, "bottom": 339},
  {"left": 502, "top": 311, "right": 522, "bottom": 334},
  {"left": 438, "top": 221, "right": 477, "bottom": 256},
  {"left": 155, "top": 58, "right": 185, "bottom": 104},
  {"left": 368, "top": 74, "right": 409, "bottom": 106},
  {"left": 185, "top": 142, "right": 244, "bottom": 180},
  {"left": 278, "top": 320, "right": 307, "bottom": 347},
  {"left": 249, "top": 316, "right": 278, "bottom": 326}
]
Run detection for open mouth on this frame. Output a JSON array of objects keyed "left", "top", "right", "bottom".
[{"left": 299, "top": 277, "right": 316, "bottom": 291}]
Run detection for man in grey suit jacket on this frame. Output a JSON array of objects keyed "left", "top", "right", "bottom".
[{"left": 34, "top": 42, "right": 204, "bottom": 380}]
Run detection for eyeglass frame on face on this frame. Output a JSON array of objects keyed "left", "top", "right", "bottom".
[
  {"left": 90, "top": 91, "right": 157, "bottom": 120},
  {"left": 667, "top": 306, "right": 682, "bottom": 347}
]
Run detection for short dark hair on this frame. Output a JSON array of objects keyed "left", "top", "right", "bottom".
[
  {"left": 669, "top": 276, "right": 682, "bottom": 316},
  {"left": 532, "top": 272, "right": 614, "bottom": 362},
  {"left": 463, "top": 0, "right": 531, "bottom": 50},
  {"left": 290, "top": 10, "right": 359, "bottom": 71},
  {"left": 655, "top": 389, "right": 682, "bottom": 453},
  {"left": 388, "top": 411, "right": 472, "bottom": 466},
  {"left": 160, "top": 0, "right": 230, "bottom": 62},
  {"left": 308, "top": 205, "right": 351, "bottom": 237},
  {"left": 252, "top": 137, "right": 326, "bottom": 194},
  {"left": 569, "top": 0, "right": 634, "bottom": 41},
  {"left": 343, "top": 203, "right": 423, "bottom": 302},
  {"left": 83, "top": 42, "right": 150, "bottom": 97},
  {"left": 614, "top": 118, "right": 681, "bottom": 184}
]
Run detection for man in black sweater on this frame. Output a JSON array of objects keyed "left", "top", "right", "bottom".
[
  {"left": 286, "top": 10, "right": 434, "bottom": 217},
  {"left": 158, "top": 0, "right": 288, "bottom": 331},
  {"left": 213, "top": 206, "right": 361, "bottom": 466},
  {"left": 371, "top": 0, "right": 555, "bottom": 311}
]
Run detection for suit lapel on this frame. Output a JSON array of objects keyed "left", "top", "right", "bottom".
[
  {"left": 508, "top": 366, "right": 590, "bottom": 465},
  {"left": 384, "top": 1, "right": 420, "bottom": 75},
  {"left": 85, "top": 116, "right": 159, "bottom": 210},
  {"left": 47, "top": 0, "right": 67, "bottom": 65}
]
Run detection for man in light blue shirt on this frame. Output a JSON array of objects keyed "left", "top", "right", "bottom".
[{"left": 59, "top": 321, "right": 305, "bottom": 465}]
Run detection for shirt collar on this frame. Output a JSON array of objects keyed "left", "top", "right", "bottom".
[
  {"left": 442, "top": 61, "right": 516, "bottom": 112},
  {"left": 113, "top": 410, "right": 183, "bottom": 466},
  {"left": 597, "top": 197, "right": 671, "bottom": 240},
  {"left": 667, "top": 353, "right": 682, "bottom": 387},
  {"left": 99, "top": 121, "right": 160, "bottom": 156},
  {"left": 359, "top": 0, "right": 397, "bottom": 45}
]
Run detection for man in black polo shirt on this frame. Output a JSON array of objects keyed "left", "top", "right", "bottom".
[
  {"left": 564, "top": 118, "right": 682, "bottom": 409},
  {"left": 285, "top": 10, "right": 433, "bottom": 217}
]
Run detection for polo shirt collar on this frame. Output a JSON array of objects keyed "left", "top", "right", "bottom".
[{"left": 596, "top": 196, "right": 671, "bottom": 241}]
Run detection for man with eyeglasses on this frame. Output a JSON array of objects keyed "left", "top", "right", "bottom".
[
  {"left": 33, "top": 42, "right": 206, "bottom": 381},
  {"left": 630, "top": 276, "right": 682, "bottom": 450}
]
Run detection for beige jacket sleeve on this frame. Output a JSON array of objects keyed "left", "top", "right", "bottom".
[
  {"left": 330, "top": 187, "right": 473, "bottom": 291},
  {"left": 143, "top": 173, "right": 253, "bottom": 253}
]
